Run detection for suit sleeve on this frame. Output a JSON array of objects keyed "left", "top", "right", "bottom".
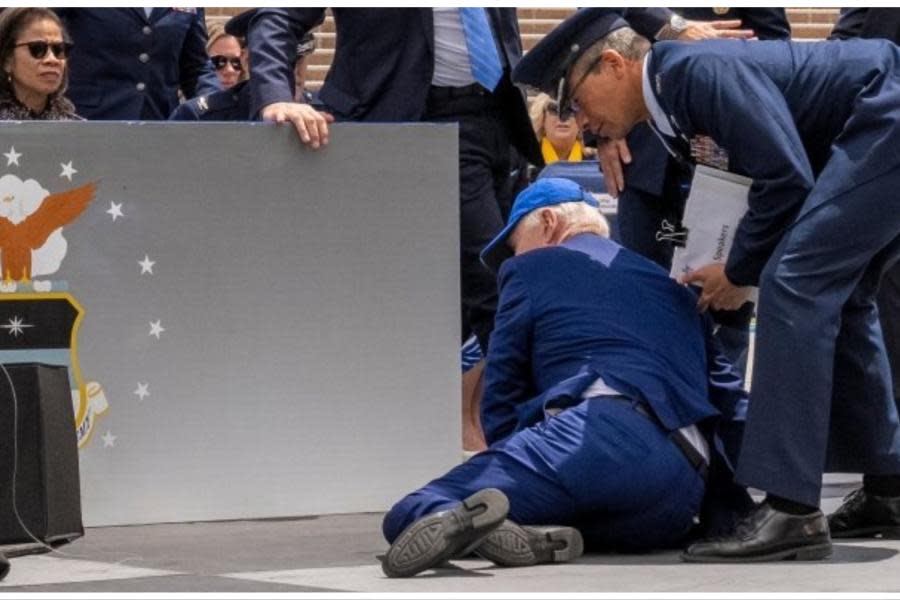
[
  {"left": 249, "top": 8, "right": 327, "bottom": 117},
  {"left": 480, "top": 262, "right": 534, "bottom": 446},
  {"left": 674, "top": 53, "right": 816, "bottom": 286},
  {"left": 739, "top": 8, "right": 791, "bottom": 40},
  {"left": 829, "top": 8, "right": 867, "bottom": 40},
  {"left": 179, "top": 8, "right": 220, "bottom": 98}
]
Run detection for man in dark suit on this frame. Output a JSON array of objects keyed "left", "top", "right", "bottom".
[
  {"left": 247, "top": 8, "right": 752, "bottom": 353},
  {"left": 514, "top": 8, "right": 900, "bottom": 562},
  {"left": 380, "top": 178, "right": 749, "bottom": 577},
  {"left": 55, "top": 8, "right": 220, "bottom": 120},
  {"left": 599, "top": 9, "right": 790, "bottom": 375}
]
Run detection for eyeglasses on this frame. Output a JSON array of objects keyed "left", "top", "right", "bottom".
[
  {"left": 545, "top": 101, "right": 560, "bottom": 116},
  {"left": 14, "top": 41, "right": 72, "bottom": 60},
  {"left": 564, "top": 53, "right": 604, "bottom": 118},
  {"left": 210, "top": 55, "right": 242, "bottom": 71}
]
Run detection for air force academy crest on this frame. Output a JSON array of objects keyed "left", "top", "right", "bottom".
[{"left": 0, "top": 146, "right": 106, "bottom": 448}]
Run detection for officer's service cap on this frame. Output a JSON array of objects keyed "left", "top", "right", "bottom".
[
  {"left": 480, "top": 177, "right": 598, "bottom": 273},
  {"left": 512, "top": 9, "right": 629, "bottom": 119}
]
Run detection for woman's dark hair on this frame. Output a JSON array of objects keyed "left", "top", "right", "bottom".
[{"left": 0, "top": 8, "right": 70, "bottom": 103}]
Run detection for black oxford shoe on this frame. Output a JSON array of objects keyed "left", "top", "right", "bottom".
[
  {"left": 475, "top": 521, "right": 584, "bottom": 567},
  {"left": 828, "top": 487, "right": 900, "bottom": 538},
  {"left": 682, "top": 502, "right": 832, "bottom": 563},
  {"left": 382, "top": 488, "right": 509, "bottom": 578}
]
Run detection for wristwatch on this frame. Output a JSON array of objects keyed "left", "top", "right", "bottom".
[{"left": 656, "top": 14, "right": 689, "bottom": 41}]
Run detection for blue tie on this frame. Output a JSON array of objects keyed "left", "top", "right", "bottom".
[{"left": 458, "top": 8, "right": 503, "bottom": 92}]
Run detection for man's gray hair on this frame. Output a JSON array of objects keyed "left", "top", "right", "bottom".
[
  {"left": 571, "top": 27, "right": 651, "bottom": 82},
  {"left": 521, "top": 200, "right": 610, "bottom": 239}
]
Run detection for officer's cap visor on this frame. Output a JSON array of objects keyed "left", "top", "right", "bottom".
[{"left": 512, "top": 9, "right": 629, "bottom": 118}]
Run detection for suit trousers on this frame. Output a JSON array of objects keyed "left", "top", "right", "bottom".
[
  {"left": 737, "top": 164, "right": 900, "bottom": 507},
  {"left": 382, "top": 398, "right": 705, "bottom": 552},
  {"left": 877, "top": 262, "right": 900, "bottom": 414},
  {"left": 425, "top": 89, "right": 513, "bottom": 352}
]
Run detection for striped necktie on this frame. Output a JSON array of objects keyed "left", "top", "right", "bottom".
[{"left": 458, "top": 8, "right": 503, "bottom": 92}]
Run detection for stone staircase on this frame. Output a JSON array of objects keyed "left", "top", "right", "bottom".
[{"left": 206, "top": 8, "right": 842, "bottom": 90}]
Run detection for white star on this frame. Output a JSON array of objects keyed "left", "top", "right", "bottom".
[
  {"left": 134, "top": 382, "right": 150, "bottom": 401},
  {"left": 4, "top": 146, "right": 21, "bottom": 166},
  {"left": 0, "top": 315, "right": 34, "bottom": 338},
  {"left": 138, "top": 255, "right": 156, "bottom": 275},
  {"left": 106, "top": 201, "right": 124, "bottom": 222},
  {"left": 60, "top": 161, "right": 77, "bottom": 181},
  {"left": 149, "top": 320, "right": 165, "bottom": 339},
  {"left": 101, "top": 430, "right": 117, "bottom": 448}
]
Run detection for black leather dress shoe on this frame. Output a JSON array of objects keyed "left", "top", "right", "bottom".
[
  {"left": 0, "top": 552, "right": 9, "bottom": 582},
  {"left": 828, "top": 487, "right": 900, "bottom": 538},
  {"left": 682, "top": 502, "right": 832, "bottom": 563},
  {"left": 382, "top": 488, "right": 509, "bottom": 578},
  {"left": 475, "top": 520, "right": 584, "bottom": 567}
]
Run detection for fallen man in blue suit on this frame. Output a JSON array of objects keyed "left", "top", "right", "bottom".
[{"left": 380, "top": 177, "right": 750, "bottom": 577}]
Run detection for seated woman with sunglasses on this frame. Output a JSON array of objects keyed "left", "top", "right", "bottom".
[
  {"left": 0, "top": 8, "right": 77, "bottom": 120},
  {"left": 529, "top": 93, "right": 591, "bottom": 165},
  {"left": 207, "top": 22, "right": 245, "bottom": 90}
]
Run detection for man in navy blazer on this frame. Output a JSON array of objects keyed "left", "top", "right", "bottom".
[
  {"left": 514, "top": 8, "right": 900, "bottom": 562},
  {"left": 380, "top": 178, "right": 750, "bottom": 578},
  {"left": 55, "top": 8, "right": 220, "bottom": 120},
  {"left": 245, "top": 8, "right": 753, "bottom": 355}
]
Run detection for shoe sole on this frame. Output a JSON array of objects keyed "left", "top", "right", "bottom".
[
  {"left": 681, "top": 542, "right": 833, "bottom": 563},
  {"left": 382, "top": 488, "right": 509, "bottom": 578},
  {"left": 831, "top": 525, "right": 900, "bottom": 539},
  {"left": 476, "top": 522, "right": 584, "bottom": 567}
]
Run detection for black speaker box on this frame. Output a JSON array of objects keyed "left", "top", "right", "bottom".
[{"left": 0, "top": 363, "right": 83, "bottom": 545}]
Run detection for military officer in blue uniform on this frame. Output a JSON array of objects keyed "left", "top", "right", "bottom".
[
  {"left": 602, "top": 8, "right": 790, "bottom": 375},
  {"left": 513, "top": 8, "right": 900, "bottom": 562},
  {"left": 380, "top": 178, "right": 751, "bottom": 577},
  {"left": 55, "top": 8, "right": 220, "bottom": 120}
]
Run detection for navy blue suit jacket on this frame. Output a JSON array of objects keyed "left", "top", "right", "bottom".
[
  {"left": 624, "top": 9, "right": 791, "bottom": 198},
  {"left": 481, "top": 234, "right": 743, "bottom": 445},
  {"left": 644, "top": 39, "right": 900, "bottom": 286},
  {"left": 57, "top": 8, "right": 220, "bottom": 120}
]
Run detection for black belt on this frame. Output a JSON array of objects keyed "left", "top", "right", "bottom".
[
  {"left": 591, "top": 395, "right": 710, "bottom": 480},
  {"left": 427, "top": 83, "right": 493, "bottom": 101}
]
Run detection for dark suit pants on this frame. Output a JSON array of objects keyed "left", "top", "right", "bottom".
[
  {"left": 382, "top": 398, "right": 705, "bottom": 552},
  {"left": 878, "top": 262, "right": 900, "bottom": 415},
  {"left": 737, "top": 164, "right": 900, "bottom": 507},
  {"left": 425, "top": 89, "right": 513, "bottom": 353}
]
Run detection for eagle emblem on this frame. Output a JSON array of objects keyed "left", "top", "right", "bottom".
[{"left": 0, "top": 178, "right": 96, "bottom": 287}]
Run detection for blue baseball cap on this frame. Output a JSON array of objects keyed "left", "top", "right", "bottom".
[
  {"left": 512, "top": 9, "right": 629, "bottom": 119},
  {"left": 480, "top": 177, "right": 598, "bottom": 272}
]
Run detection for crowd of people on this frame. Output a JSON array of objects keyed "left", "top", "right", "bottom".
[{"left": 0, "top": 5, "right": 899, "bottom": 583}]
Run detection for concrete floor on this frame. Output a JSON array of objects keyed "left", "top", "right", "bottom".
[{"left": 2, "top": 475, "right": 900, "bottom": 593}]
